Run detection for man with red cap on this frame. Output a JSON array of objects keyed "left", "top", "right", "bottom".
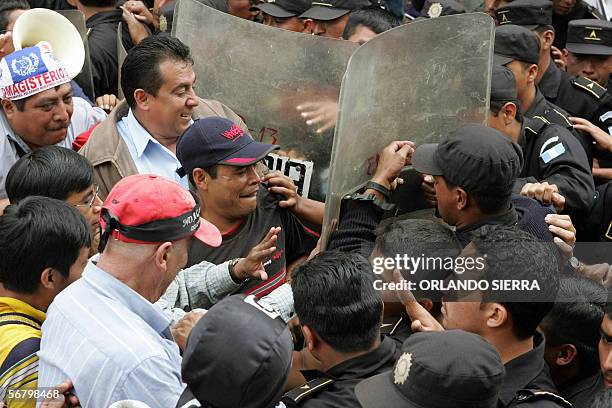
[{"left": 37, "top": 174, "right": 224, "bottom": 408}]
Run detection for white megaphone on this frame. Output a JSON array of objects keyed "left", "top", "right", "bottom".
[{"left": 11, "top": 8, "right": 85, "bottom": 79}]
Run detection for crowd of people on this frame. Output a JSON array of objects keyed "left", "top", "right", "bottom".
[{"left": 0, "top": 0, "right": 611, "bottom": 407}]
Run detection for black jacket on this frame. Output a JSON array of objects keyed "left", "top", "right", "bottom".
[
  {"left": 282, "top": 337, "right": 399, "bottom": 407},
  {"left": 499, "top": 333, "right": 571, "bottom": 408},
  {"left": 514, "top": 116, "right": 595, "bottom": 218}
]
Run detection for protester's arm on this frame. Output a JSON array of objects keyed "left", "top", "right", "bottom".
[
  {"left": 156, "top": 228, "right": 279, "bottom": 320},
  {"left": 593, "top": 159, "right": 612, "bottom": 181},
  {"left": 328, "top": 141, "right": 414, "bottom": 255},
  {"left": 155, "top": 261, "right": 237, "bottom": 321},
  {"left": 571, "top": 117, "right": 612, "bottom": 152},
  {"left": 258, "top": 283, "right": 294, "bottom": 323},
  {"left": 263, "top": 171, "right": 324, "bottom": 225},
  {"left": 171, "top": 284, "right": 294, "bottom": 351}
]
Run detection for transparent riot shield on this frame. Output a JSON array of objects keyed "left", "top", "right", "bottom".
[
  {"left": 58, "top": 10, "right": 95, "bottom": 100},
  {"left": 322, "top": 14, "right": 494, "bottom": 246},
  {"left": 173, "top": 0, "right": 358, "bottom": 201},
  {"left": 117, "top": 22, "right": 127, "bottom": 100}
]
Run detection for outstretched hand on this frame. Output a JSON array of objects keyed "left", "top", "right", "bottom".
[{"left": 233, "top": 227, "right": 281, "bottom": 281}]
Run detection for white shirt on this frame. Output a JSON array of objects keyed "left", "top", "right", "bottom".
[{"left": 0, "top": 97, "right": 106, "bottom": 199}]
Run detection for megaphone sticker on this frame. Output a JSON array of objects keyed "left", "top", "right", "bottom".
[{"left": 8, "top": 49, "right": 42, "bottom": 80}]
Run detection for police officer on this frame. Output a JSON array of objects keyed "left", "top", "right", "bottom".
[
  {"left": 281, "top": 252, "right": 400, "bottom": 407},
  {"left": 495, "top": 0, "right": 611, "bottom": 137},
  {"left": 355, "top": 330, "right": 506, "bottom": 408},
  {"left": 488, "top": 65, "right": 594, "bottom": 219},
  {"left": 565, "top": 19, "right": 612, "bottom": 173},
  {"left": 552, "top": 0, "right": 602, "bottom": 51},
  {"left": 494, "top": 24, "right": 595, "bottom": 165}
]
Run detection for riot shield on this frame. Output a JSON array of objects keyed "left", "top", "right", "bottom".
[
  {"left": 322, "top": 14, "right": 494, "bottom": 246},
  {"left": 58, "top": 10, "right": 95, "bottom": 101},
  {"left": 117, "top": 22, "right": 128, "bottom": 100},
  {"left": 173, "top": 0, "right": 358, "bottom": 201}
]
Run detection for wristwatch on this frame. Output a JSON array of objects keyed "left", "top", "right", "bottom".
[
  {"left": 365, "top": 181, "right": 391, "bottom": 200},
  {"left": 228, "top": 258, "right": 244, "bottom": 283}
]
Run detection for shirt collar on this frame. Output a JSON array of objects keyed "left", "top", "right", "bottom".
[
  {"left": 81, "top": 261, "right": 172, "bottom": 336},
  {"left": 302, "top": 337, "right": 398, "bottom": 381},
  {"left": 498, "top": 332, "right": 548, "bottom": 406},
  {"left": 125, "top": 109, "right": 162, "bottom": 159},
  {"left": 538, "top": 61, "right": 561, "bottom": 100},
  {"left": 0, "top": 297, "right": 46, "bottom": 325},
  {"left": 525, "top": 89, "right": 547, "bottom": 118}
]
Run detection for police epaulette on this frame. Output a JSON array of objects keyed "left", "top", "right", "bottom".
[
  {"left": 516, "top": 389, "right": 572, "bottom": 408},
  {"left": 381, "top": 317, "right": 403, "bottom": 336},
  {"left": 542, "top": 109, "right": 573, "bottom": 129},
  {"left": 525, "top": 116, "right": 549, "bottom": 135},
  {"left": 572, "top": 76, "right": 607, "bottom": 99},
  {"left": 283, "top": 378, "right": 335, "bottom": 404}
]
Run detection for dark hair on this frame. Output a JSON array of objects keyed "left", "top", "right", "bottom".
[
  {"left": 342, "top": 6, "right": 400, "bottom": 40},
  {"left": 489, "top": 100, "right": 523, "bottom": 122},
  {"left": 121, "top": 36, "right": 194, "bottom": 109},
  {"left": 291, "top": 251, "right": 382, "bottom": 353},
  {"left": 539, "top": 276, "right": 606, "bottom": 377},
  {"left": 375, "top": 219, "right": 461, "bottom": 314},
  {"left": 0, "top": 196, "right": 91, "bottom": 294},
  {"left": 470, "top": 225, "right": 559, "bottom": 340},
  {"left": 445, "top": 179, "right": 512, "bottom": 215},
  {"left": 591, "top": 389, "right": 612, "bottom": 408},
  {"left": 77, "top": 0, "right": 117, "bottom": 7},
  {"left": 6, "top": 146, "right": 94, "bottom": 202},
  {"left": 0, "top": 0, "right": 29, "bottom": 32},
  {"left": 188, "top": 165, "right": 218, "bottom": 186}
]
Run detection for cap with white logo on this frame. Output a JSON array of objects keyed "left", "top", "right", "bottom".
[{"left": 0, "top": 42, "right": 70, "bottom": 100}]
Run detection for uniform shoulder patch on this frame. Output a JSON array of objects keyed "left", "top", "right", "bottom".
[
  {"left": 572, "top": 76, "right": 607, "bottom": 99},
  {"left": 542, "top": 109, "right": 573, "bottom": 129},
  {"left": 516, "top": 389, "right": 572, "bottom": 407},
  {"left": 525, "top": 116, "right": 549, "bottom": 135},
  {"left": 283, "top": 378, "right": 335, "bottom": 404}
]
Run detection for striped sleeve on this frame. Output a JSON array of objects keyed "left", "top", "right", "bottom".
[{"left": 0, "top": 338, "right": 40, "bottom": 408}]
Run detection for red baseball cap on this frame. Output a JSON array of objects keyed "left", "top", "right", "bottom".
[{"left": 98, "top": 174, "right": 222, "bottom": 252}]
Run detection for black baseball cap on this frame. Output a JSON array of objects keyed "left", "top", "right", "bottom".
[
  {"left": 179, "top": 295, "right": 293, "bottom": 408},
  {"left": 491, "top": 65, "right": 518, "bottom": 103},
  {"left": 355, "top": 330, "right": 505, "bottom": 408},
  {"left": 299, "top": 0, "right": 371, "bottom": 20},
  {"left": 494, "top": 24, "right": 541, "bottom": 66},
  {"left": 412, "top": 124, "right": 523, "bottom": 195},
  {"left": 176, "top": 117, "right": 279, "bottom": 178},
  {"left": 254, "top": 0, "right": 312, "bottom": 18},
  {"left": 566, "top": 19, "right": 612, "bottom": 56},
  {"left": 421, "top": 0, "right": 465, "bottom": 18},
  {"left": 495, "top": 0, "right": 552, "bottom": 30}
]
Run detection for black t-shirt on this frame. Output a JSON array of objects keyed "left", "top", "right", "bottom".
[{"left": 186, "top": 187, "right": 319, "bottom": 297}]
